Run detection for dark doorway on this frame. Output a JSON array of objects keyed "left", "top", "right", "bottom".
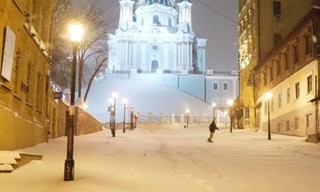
[{"left": 151, "top": 60, "right": 159, "bottom": 72}]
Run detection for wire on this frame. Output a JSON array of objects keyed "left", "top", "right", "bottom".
[{"left": 193, "top": 0, "right": 238, "bottom": 24}]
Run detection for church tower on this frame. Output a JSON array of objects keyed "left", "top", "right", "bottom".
[
  {"left": 119, "top": 0, "right": 134, "bottom": 30},
  {"left": 177, "top": 0, "right": 193, "bottom": 33}
]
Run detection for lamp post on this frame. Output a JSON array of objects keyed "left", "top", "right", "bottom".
[
  {"left": 108, "top": 98, "right": 113, "bottom": 128},
  {"left": 211, "top": 102, "right": 216, "bottom": 120},
  {"left": 186, "top": 109, "right": 190, "bottom": 128},
  {"left": 122, "top": 98, "right": 127, "bottom": 133},
  {"left": 228, "top": 99, "right": 234, "bottom": 133},
  {"left": 111, "top": 92, "right": 118, "bottom": 137},
  {"left": 64, "top": 24, "right": 83, "bottom": 181},
  {"left": 265, "top": 92, "right": 272, "bottom": 140}
]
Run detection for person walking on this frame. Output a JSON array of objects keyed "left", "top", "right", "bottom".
[{"left": 208, "top": 119, "right": 219, "bottom": 143}]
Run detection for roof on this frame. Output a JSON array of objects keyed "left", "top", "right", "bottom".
[{"left": 139, "top": 0, "right": 175, "bottom": 7}]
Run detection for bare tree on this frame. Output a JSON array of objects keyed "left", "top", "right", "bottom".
[{"left": 51, "top": 0, "right": 117, "bottom": 102}]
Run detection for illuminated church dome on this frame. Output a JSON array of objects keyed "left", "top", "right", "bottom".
[{"left": 107, "top": 0, "right": 207, "bottom": 74}]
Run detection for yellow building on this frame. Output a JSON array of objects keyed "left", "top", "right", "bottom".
[
  {"left": 238, "top": 0, "right": 315, "bottom": 129},
  {"left": 0, "top": 0, "right": 57, "bottom": 150}
]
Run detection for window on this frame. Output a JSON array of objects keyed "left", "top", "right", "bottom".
[
  {"left": 273, "top": 1, "right": 281, "bottom": 18},
  {"left": 277, "top": 123, "right": 282, "bottom": 132},
  {"left": 245, "top": 107, "right": 249, "bottom": 118},
  {"left": 271, "top": 98, "right": 274, "bottom": 112},
  {"left": 26, "top": 63, "right": 31, "bottom": 103},
  {"left": 270, "top": 65, "right": 273, "bottom": 82},
  {"left": 295, "top": 82, "right": 300, "bottom": 99},
  {"left": 305, "top": 33, "right": 312, "bottom": 55},
  {"left": 307, "top": 75, "right": 312, "bottom": 93},
  {"left": 264, "top": 101, "right": 267, "bottom": 115},
  {"left": 286, "top": 120, "right": 290, "bottom": 131},
  {"left": 153, "top": 15, "right": 159, "bottom": 25},
  {"left": 36, "top": 73, "right": 42, "bottom": 110},
  {"left": 284, "top": 51, "right": 289, "bottom": 70},
  {"left": 213, "top": 82, "right": 218, "bottom": 91},
  {"left": 307, "top": 113, "right": 313, "bottom": 128},
  {"left": 287, "top": 88, "right": 290, "bottom": 104},
  {"left": 263, "top": 71, "right": 267, "bottom": 85},
  {"left": 295, "top": 117, "right": 300, "bottom": 130},
  {"left": 274, "top": 33, "right": 282, "bottom": 45},
  {"left": 223, "top": 82, "right": 228, "bottom": 91},
  {"left": 293, "top": 44, "right": 299, "bottom": 64},
  {"left": 278, "top": 93, "right": 282, "bottom": 108},
  {"left": 276, "top": 60, "right": 280, "bottom": 77}
]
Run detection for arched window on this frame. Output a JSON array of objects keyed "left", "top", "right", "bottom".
[
  {"left": 153, "top": 15, "right": 159, "bottom": 25},
  {"left": 151, "top": 60, "right": 159, "bottom": 72}
]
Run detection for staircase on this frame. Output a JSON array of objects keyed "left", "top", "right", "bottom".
[{"left": 0, "top": 151, "right": 42, "bottom": 173}]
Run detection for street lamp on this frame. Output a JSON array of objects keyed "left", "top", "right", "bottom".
[
  {"left": 228, "top": 99, "right": 234, "bottom": 133},
  {"left": 211, "top": 102, "right": 216, "bottom": 120},
  {"left": 122, "top": 98, "right": 128, "bottom": 133},
  {"left": 265, "top": 92, "right": 272, "bottom": 140},
  {"left": 64, "top": 23, "right": 83, "bottom": 181},
  {"left": 186, "top": 109, "right": 190, "bottom": 128},
  {"left": 111, "top": 92, "right": 118, "bottom": 137}
]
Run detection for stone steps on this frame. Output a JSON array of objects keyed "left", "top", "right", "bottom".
[{"left": 0, "top": 151, "right": 42, "bottom": 173}]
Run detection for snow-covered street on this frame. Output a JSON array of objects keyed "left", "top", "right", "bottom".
[{"left": 1, "top": 126, "right": 320, "bottom": 192}]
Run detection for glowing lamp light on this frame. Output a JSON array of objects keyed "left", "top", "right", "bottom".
[
  {"left": 68, "top": 24, "right": 83, "bottom": 42},
  {"left": 112, "top": 92, "right": 118, "bottom": 99},
  {"left": 265, "top": 92, "right": 272, "bottom": 100}
]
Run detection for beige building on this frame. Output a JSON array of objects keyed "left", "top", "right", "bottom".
[
  {"left": 255, "top": 9, "right": 320, "bottom": 138},
  {"left": 238, "top": 0, "right": 316, "bottom": 129}
]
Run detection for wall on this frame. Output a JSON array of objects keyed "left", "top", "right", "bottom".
[{"left": 75, "top": 107, "right": 103, "bottom": 135}]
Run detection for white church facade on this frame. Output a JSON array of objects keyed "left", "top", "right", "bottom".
[{"left": 107, "top": 0, "right": 207, "bottom": 74}]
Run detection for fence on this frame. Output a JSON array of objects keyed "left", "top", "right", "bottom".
[{"left": 136, "top": 112, "right": 211, "bottom": 124}]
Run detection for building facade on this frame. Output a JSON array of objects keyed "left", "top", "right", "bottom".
[
  {"left": 108, "top": 0, "right": 207, "bottom": 74},
  {"left": 0, "top": 0, "right": 57, "bottom": 149},
  {"left": 238, "top": 0, "right": 316, "bottom": 130},
  {"left": 255, "top": 9, "right": 320, "bottom": 137}
]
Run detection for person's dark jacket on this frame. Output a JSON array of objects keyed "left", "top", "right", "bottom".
[{"left": 209, "top": 121, "right": 219, "bottom": 132}]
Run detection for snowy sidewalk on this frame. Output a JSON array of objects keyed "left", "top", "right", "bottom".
[{"left": 0, "top": 127, "right": 319, "bottom": 192}]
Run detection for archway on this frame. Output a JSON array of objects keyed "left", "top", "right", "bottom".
[{"left": 151, "top": 60, "right": 159, "bottom": 72}]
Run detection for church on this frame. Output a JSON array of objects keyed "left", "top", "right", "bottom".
[{"left": 107, "top": 0, "right": 207, "bottom": 74}]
